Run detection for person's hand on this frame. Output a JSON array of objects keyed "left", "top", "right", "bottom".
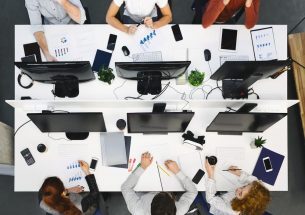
[
  {"left": 79, "top": 160, "right": 90, "bottom": 175},
  {"left": 44, "top": 52, "right": 57, "bottom": 62},
  {"left": 228, "top": 166, "right": 241, "bottom": 177},
  {"left": 223, "top": 0, "right": 231, "bottom": 5},
  {"left": 67, "top": 185, "right": 84, "bottom": 193},
  {"left": 141, "top": 152, "right": 153, "bottom": 170},
  {"left": 56, "top": 0, "right": 68, "bottom": 5},
  {"left": 205, "top": 158, "right": 215, "bottom": 179},
  {"left": 144, "top": 17, "right": 154, "bottom": 29},
  {"left": 245, "top": 0, "right": 253, "bottom": 7},
  {"left": 126, "top": 25, "right": 137, "bottom": 35},
  {"left": 164, "top": 160, "right": 180, "bottom": 174}
]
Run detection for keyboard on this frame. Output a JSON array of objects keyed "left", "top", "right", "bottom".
[
  {"left": 132, "top": 51, "right": 162, "bottom": 62},
  {"left": 219, "top": 55, "right": 249, "bottom": 66}
]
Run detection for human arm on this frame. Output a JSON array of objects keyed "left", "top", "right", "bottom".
[
  {"left": 227, "top": 165, "right": 257, "bottom": 184},
  {"left": 144, "top": 3, "right": 172, "bottom": 29},
  {"left": 202, "top": 0, "right": 229, "bottom": 28},
  {"left": 121, "top": 152, "right": 153, "bottom": 214},
  {"left": 165, "top": 160, "right": 198, "bottom": 213},
  {"left": 106, "top": 1, "right": 137, "bottom": 34},
  {"left": 244, "top": 0, "right": 260, "bottom": 29},
  {"left": 57, "top": 0, "right": 86, "bottom": 24},
  {"left": 34, "top": 32, "right": 57, "bottom": 61}
]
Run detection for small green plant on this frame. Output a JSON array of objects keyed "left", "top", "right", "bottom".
[
  {"left": 98, "top": 66, "right": 115, "bottom": 85},
  {"left": 254, "top": 136, "right": 266, "bottom": 148},
  {"left": 188, "top": 69, "right": 205, "bottom": 86}
]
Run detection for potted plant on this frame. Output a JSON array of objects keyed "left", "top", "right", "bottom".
[
  {"left": 188, "top": 69, "right": 205, "bottom": 87},
  {"left": 250, "top": 136, "right": 266, "bottom": 149},
  {"left": 98, "top": 66, "right": 115, "bottom": 85}
]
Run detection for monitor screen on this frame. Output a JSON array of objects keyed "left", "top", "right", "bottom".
[
  {"left": 15, "top": 61, "right": 95, "bottom": 83},
  {"left": 115, "top": 61, "right": 191, "bottom": 80},
  {"left": 27, "top": 112, "right": 106, "bottom": 133},
  {"left": 127, "top": 112, "right": 194, "bottom": 133},
  {"left": 206, "top": 112, "right": 287, "bottom": 133}
]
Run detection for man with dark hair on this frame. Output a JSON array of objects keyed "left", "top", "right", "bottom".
[{"left": 121, "top": 152, "right": 198, "bottom": 215}]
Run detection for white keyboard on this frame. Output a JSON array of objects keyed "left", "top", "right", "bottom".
[
  {"left": 219, "top": 55, "right": 249, "bottom": 66},
  {"left": 132, "top": 51, "right": 162, "bottom": 62}
]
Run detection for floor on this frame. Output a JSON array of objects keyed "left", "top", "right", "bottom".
[{"left": 1, "top": 0, "right": 305, "bottom": 214}]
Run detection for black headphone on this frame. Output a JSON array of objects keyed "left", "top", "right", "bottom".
[{"left": 17, "top": 72, "right": 34, "bottom": 89}]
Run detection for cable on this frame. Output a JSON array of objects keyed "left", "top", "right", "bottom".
[
  {"left": 166, "top": 84, "right": 189, "bottom": 109},
  {"left": 124, "top": 95, "right": 143, "bottom": 100},
  {"left": 113, "top": 80, "right": 127, "bottom": 99},
  {"left": 14, "top": 120, "right": 31, "bottom": 136},
  {"left": 48, "top": 133, "right": 71, "bottom": 141},
  {"left": 226, "top": 107, "right": 237, "bottom": 112},
  {"left": 288, "top": 15, "right": 305, "bottom": 35},
  {"left": 248, "top": 88, "right": 260, "bottom": 99},
  {"left": 205, "top": 86, "right": 222, "bottom": 99},
  {"left": 290, "top": 58, "right": 305, "bottom": 71},
  {"left": 152, "top": 82, "right": 170, "bottom": 100}
]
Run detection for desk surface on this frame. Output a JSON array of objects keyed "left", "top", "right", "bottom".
[
  {"left": 11, "top": 100, "right": 290, "bottom": 192},
  {"left": 15, "top": 24, "right": 288, "bottom": 100}
]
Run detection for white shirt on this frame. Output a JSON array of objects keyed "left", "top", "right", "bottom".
[
  {"left": 113, "top": 0, "right": 168, "bottom": 22},
  {"left": 205, "top": 171, "right": 258, "bottom": 215}
]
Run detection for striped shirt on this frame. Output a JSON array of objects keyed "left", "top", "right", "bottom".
[{"left": 25, "top": 0, "right": 86, "bottom": 33}]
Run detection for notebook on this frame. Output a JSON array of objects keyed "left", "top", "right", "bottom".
[
  {"left": 92, "top": 49, "right": 112, "bottom": 72},
  {"left": 100, "top": 132, "right": 127, "bottom": 166}
]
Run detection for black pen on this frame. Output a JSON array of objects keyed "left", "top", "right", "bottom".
[
  {"left": 222, "top": 168, "right": 242, "bottom": 171},
  {"left": 137, "top": 19, "right": 144, "bottom": 27}
]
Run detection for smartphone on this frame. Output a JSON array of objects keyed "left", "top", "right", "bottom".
[
  {"left": 220, "top": 28, "right": 238, "bottom": 52},
  {"left": 263, "top": 157, "right": 273, "bottom": 172},
  {"left": 90, "top": 157, "right": 98, "bottom": 171},
  {"left": 171, "top": 24, "right": 183, "bottom": 41},
  {"left": 107, "top": 34, "right": 117, "bottom": 51},
  {"left": 192, "top": 169, "right": 205, "bottom": 184}
]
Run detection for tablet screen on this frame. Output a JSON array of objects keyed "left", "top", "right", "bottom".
[{"left": 221, "top": 29, "right": 238, "bottom": 51}]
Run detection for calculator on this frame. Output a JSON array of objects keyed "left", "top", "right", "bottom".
[{"left": 20, "top": 148, "right": 35, "bottom": 166}]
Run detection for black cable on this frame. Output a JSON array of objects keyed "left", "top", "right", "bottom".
[
  {"left": 226, "top": 107, "right": 237, "bottom": 112},
  {"left": 288, "top": 15, "right": 305, "bottom": 35},
  {"left": 14, "top": 120, "right": 31, "bottom": 136},
  {"left": 206, "top": 86, "right": 222, "bottom": 99},
  {"left": 152, "top": 82, "right": 170, "bottom": 100},
  {"left": 124, "top": 95, "right": 143, "bottom": 100}
]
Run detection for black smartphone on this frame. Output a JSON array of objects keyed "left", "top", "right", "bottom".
[
  {"left": 90, "top": 157, "right": 98, "bottom": 171},
  {"left": 171, "top": 24, "right": 183, "bottom": 41},
  {"left": 107, "top": 34, "right": 117, "bottom": 51},
  {"left": 192, "top": 169, "right": 205, "bottom": 184}
]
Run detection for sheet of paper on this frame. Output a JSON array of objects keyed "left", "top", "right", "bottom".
[
  {"left": 133, "top": 26, "right": 165, "bottom": 52},
  {"left": 251, "top": 27, "right": 277, "bottom": 60},
  {"left": 177, "top": 151, "right": 204, "bottom": 180},
  {"left": 216, "top": 147, "right": 245, "bottom": 161}
]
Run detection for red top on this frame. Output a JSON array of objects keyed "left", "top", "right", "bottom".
[{"left": 202, "top": 0, "right": 260, "bottom": 29}]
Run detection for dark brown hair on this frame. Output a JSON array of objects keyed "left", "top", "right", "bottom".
[
  {"left": 151, "top": 192, "right": 177, "bottom": 215},
  {"left": 39, "top": 177, "right": 82, "bottom": 215},
  {"left": 231, "top": 181, "right": 270, "bottom": 215}
]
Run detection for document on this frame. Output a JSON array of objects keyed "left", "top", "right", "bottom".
[
  {"left": 250, "top": 27, "right": 277, "bottom": 61},
  {"left": 133, "top": 26, "right": 165, "bottom": 52}
]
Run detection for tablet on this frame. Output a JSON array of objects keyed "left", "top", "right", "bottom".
[{"left": 219, "top": 28, "right": 238, "bottom": 52}]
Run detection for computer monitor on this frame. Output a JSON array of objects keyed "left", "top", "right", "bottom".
[
  {"left": 210, "top": 60, "right": 289, "bottom": 99},
  {"left": 27, "top": 112, "right": 106, "bottom": 140},
  {"left": 206, "top": 112, "right": 287, "bottom": 135},
  {"left": 15, "top": 61, "right": 95, "bottom": 83},
  {"left": 115, "top": 61, "right": 191, "bottom": 95},
  {"left": 127, "top": 112, "right": 194, "bottom": 134}
]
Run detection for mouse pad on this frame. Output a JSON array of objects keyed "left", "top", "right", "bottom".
[{"left": 92, "top": 49, "right": 112, "bottom": 72}]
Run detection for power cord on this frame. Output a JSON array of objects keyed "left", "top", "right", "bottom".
[
  {"left": 113, "top": 80, "right": 128, "bottom": 99},
  {"left": 124, "top": 94, "right": 143, "bottom": 100},
  {"left": 226, "top": 107, "right": 237, "bottom": 112},
  {"left": 14, "top": 120, "right": 32, "bottom": 136},
  {"left": 48, "top": 133, "right": 71, "bottom": 141},
  {"left": 152, "top": 82, "right": 170, "bottom": 100},
  {"left": 248, "top": 88, "right": 260, "bottom": 99}
]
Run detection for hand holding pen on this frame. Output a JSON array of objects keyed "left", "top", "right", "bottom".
[{"left": 223, "top": 166, "right": 242, "bottom": 177}]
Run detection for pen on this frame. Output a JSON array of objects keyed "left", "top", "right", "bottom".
[
  {"left": 137, "top": 19, "right": 144, "bottom": 27},
  {"left": 129, "top": 158, "right": 136, "bottom": 172},
  {"left": 222, "top": 168, "right": 242, "bottom": 171},
  {"left": 157, "top": 164, "right": 170, "bottom": 176}
]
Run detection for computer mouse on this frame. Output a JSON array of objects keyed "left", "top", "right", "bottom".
[
  {"left": 122, "top": 46, "right": 130, "bottom": 56},
  {"left": 204, "top": 49, "right": 211, "bottom": 61}
]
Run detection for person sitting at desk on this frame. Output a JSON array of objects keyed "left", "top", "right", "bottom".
[
  {"left": 25, "top": 0, "right": 87, "bottom": 61},
  {"left": 121, "top": 151, "right": 198, "bottom": 215},
  {"left": 204, "top": 159, "right": 270, "bottom": 215},
  {"left": 38, "top": 160, "right": 107, "bottom": 215},
  {"left": 106, "top": 0, "right": 172, "bottom": 34},
  {"left": 199, "top": 0, "right": 260, "bottom": 29}
]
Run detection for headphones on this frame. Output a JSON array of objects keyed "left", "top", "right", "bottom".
[{"left": 18, "top": 72, "right": 34, "bottom": 89}]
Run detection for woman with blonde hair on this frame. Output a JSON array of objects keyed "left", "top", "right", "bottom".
[{"left": 205, "top": 159, "right": 270, "bottom": 215}]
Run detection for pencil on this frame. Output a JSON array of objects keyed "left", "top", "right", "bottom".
[
  {"left": 222, "top": 168, "right": 242, "bottom": 171},
  {"left": 157, "top": 165, "right": 170, "bottom": 176}
]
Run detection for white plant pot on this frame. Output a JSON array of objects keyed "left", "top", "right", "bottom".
[{"left": 250, "top": 141, "right": 258, "bottom": 149}]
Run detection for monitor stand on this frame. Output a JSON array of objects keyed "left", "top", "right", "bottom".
[
  {"left": 137, "top": 71, "right": 162, "bottom": 95},
  {"left": 65, "top": 132, "right": 89, "bottom": 140},
  {"left": 222, "top": 79, "right": 248, "bottom": 99}
]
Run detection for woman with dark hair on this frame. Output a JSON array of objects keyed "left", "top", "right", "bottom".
[
  {"left": 205, "top": 159, "right": 270, "bottom": 215},
  {"left": 39, "top": 160, "right": 106, "bottom": 215}
]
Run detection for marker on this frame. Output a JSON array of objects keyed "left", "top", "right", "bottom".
[
  {"left": 132, "top": 163, "right": 141, "bottom": 173},
  {"left": 128, "top": 158, "right": 132, "bottom": 170},
  {"left": 129, "top": 158, "right": 136, "bottom": 172}
]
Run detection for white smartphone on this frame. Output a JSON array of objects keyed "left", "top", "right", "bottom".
[
  {"left": 89, "top": 157, "right": 98, "bottom": 171},
  {"left": 263, "top": 157, "right": 273, "bottom": 172}
]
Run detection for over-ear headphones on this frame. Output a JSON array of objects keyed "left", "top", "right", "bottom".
[{"left": 17, "top": 72, "right": 34, "bottom": 89}]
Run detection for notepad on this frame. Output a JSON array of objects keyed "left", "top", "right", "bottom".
[
  {"left": 92, "top": 49, "right": 112, "bottom": 72},
  {"left": 100, "top": 132, "right": 127, "bottom": 166}
]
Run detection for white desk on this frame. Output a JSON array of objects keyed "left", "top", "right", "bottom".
[
  {"left": 8, "top": 100, "right": 297, "bottom": 191},
  {"left": 15, "top": 25, "right": 288, "bottom": 100}
]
